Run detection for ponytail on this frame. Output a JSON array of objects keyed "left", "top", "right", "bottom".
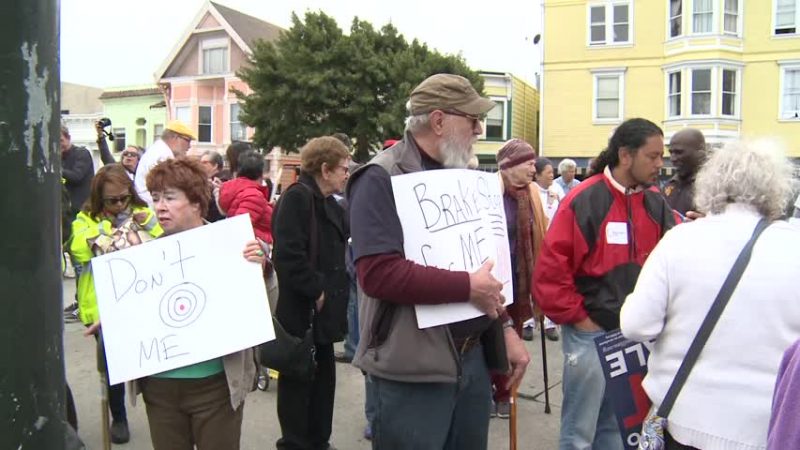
[{"left": 589, "top": 147, "right": 614, "bottom": 176}]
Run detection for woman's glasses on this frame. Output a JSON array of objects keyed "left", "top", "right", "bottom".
[
  {"left": 103, "top": 195, "right": 131, "bottom": 206},
  {"left": 121, "top": 151, "right": 139, "bottom": 158}
]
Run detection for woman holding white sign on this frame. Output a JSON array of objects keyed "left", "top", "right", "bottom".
[{"left": 132, "top": 158, "right": 264, "bottom": 450}]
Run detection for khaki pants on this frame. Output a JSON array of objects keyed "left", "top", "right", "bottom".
[{"left": 141, "top": 373, "right": 243, "bottom": 450}]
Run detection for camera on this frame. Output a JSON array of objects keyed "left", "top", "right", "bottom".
[{"left": 96, "top": 117, "right": 115, "bottom": 141}]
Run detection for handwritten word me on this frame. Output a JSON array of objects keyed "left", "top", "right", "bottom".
[
  {"left": 420, "top": 225, "right": 491, "bottom": 272},
  {"left": 139, "top": 334, "right": 189, "bottom": 368}
]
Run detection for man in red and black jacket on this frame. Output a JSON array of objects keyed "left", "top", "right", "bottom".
[{"left": 533, "top": 118, "right": 679, "bottom": 450}]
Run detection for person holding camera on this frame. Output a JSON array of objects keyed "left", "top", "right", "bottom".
[
  {"left": 96, "top": 118, "right": 143, "bottom": 179},
  {"left": 95, "top": 118, "right": 116, "bottom": 167}
]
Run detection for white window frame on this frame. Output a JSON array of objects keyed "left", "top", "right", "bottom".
[
  {"left": 779, "top": 62, "right": 800, "bottom": 120},
  {"left": 200, "top": 37, "right": 230, "bottom": 75},
  {"left": 153, "top": 123, "right": 164, "bottom": 143},
  {"left": 774, "top": 0, "right": 800, "bottom": 36},
  {"left": 592, "top": 68, "right": 626, "bottom": 123},
  {"left": 668, "top": 0, "right": 683, "bottom": 39},
  {"left": 230, "top": 103, "right": 246, "bottom": 142},
  {"left": 666, "top": 70, "right": 683, "bottom": 117},
  {"left": 135, "top": 128, "right": 147, "bottom": 147},
  {"left": 690, "top": 67, "right": 714, "bottom": 117},
  {"left": 664, "top": 64, "right": 741, "bottom": 119},
  {"left": 723, "top": 0, "right": 742, "bottom": 36},
  {"left": 691, "top": 0, "right": 716, "bottom": 35},
  {"left": 198, "top": 105, "right": 213, "bottom": 143},
  {"left": 113, "top": 128, "right": 126, "bottom": 152},
  {"left": 174, "top": 105, "right": 191, "bottom": 124},
  {"left": 720, "top": 68, "right": 738, "bottom": 117},
  {"left": 587, "top": 1, "right": 633, "bottom": 47},
  {"left": 480, "top": 98, "right": 507, "bottom": 141}
]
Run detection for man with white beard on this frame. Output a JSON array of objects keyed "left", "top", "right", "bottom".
[{"left": 346, "top": 74, "right": 530, "bottom": 449}]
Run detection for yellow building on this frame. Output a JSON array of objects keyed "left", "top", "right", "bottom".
[
  {"left": 542, "top": 0, "right": 800, "bottom": 168},
  {"left": 474, "top": 71, "right": 540, "bottom": 168}
]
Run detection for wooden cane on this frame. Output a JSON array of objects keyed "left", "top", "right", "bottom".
[
  {"left": 509, "top": 385, "right": 518, "bottom": 450},
  {"left": 99, "top": 373, "right": 111, "bottom": 450},
  {"left": 539, "top": 316, "right": 552, "bottom": 414},
  {"left": 96, "top": 333, "right": 111, "bottom": 450}
]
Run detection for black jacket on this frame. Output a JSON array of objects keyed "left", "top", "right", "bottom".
[
  {"left": 272, "top": 173, "right": 349, "bottom": 344},
  {"left": 62, "top": 145, "right": 94, "bottom": 216}
]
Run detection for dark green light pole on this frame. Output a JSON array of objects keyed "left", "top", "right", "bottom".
[{"left": 0, "top": 0, "right": 66, "bottom": 449}]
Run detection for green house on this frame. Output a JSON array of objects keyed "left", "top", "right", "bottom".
[{"left": 99, "top": 86, "right": 168, "bottom": 152}]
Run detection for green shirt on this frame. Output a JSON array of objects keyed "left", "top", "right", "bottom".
[{"left": 152, "top": 357, "right": 224, "bottom": 379}]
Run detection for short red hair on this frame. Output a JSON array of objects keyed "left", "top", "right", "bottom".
[{"left": 146, "top": 158, "right": 211, "bottom": 217}]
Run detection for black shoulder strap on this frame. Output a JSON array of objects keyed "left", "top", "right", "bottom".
[
  {"left": 656, "top": 218, "right": 770, "bottom": 417},
  {"left": 299, "top": 183, "right": 319, "bottom": 271}
]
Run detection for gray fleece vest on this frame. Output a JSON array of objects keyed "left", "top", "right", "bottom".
[{"left": 348, "top": 134, "right": 463, "bottom": 383}]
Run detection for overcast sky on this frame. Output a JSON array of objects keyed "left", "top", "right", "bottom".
[{"left": 60, "top": 0, "right": 543, "bottom": 88}]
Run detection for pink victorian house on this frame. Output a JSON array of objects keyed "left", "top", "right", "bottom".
[{"left": 154, "top": 1, "right": 283, "bottom": 157}]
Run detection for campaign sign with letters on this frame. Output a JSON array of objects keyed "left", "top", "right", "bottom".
[
  {"left": 391, "top": 169, "right": 513, "bottom": 328},
  {"left": 594, "top": 330, "right": 652, "bottom": 450},
  {"left": 92, "top": 214, "right": 274, "bottom": 385}
]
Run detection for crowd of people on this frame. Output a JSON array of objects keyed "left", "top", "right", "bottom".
[{"left": 58, "top": 72, "right": 800, "bottom": 450}]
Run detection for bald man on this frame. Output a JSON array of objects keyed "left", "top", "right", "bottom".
[{"left": 664, "top": 128, "right": 705, "bottom": 215}]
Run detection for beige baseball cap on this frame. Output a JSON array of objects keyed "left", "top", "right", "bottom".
[{"left": 408, "top": 74, "right": 495, "bottom": 117}]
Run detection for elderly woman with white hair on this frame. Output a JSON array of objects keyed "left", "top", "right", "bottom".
[
  {"left": 620, "top": 139, "right": 800, "bottom": 450},
  {"left": 554, "top": 158, "right": 580, "bottom": 197}
]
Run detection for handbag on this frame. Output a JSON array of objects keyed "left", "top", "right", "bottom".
[
  {"left": 639, "top": 219, "right": 770, "bottom": 450},
  {"left": 259, "top": 182, "right": 319, "bottom": 381}
]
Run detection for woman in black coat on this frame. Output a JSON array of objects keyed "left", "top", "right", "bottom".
[{"left": 272, "top": 136, "right": 351, "bottom": 450}]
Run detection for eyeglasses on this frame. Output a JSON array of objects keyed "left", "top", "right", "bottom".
[
  {"left": 337, "top": 165, "right": 350, "bottom": 174},
  {"left": 102, "top": 195, "right": 131, "bottom": 206},
  {"left": 441, "top": 110, "right": 484, "bottom": 127},
  {"left": 178, "top": 136, "right": 192, "bottom": 144},
  {"left": 121, "top": 151, "right": 139, "bottom": 158}
]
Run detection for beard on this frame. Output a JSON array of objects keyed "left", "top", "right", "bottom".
[
  {"left": 439, "top": 129, "right": 476, "bottom": 169},
  {"left": 629, "top": 167, "right": 656, "bottom": 187}
]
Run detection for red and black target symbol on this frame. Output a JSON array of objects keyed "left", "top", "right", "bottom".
[{"left": 159, "top": 282, "right": 207, "bottom": 328}]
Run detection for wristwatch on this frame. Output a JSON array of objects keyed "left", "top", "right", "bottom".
[{"left": 502, "top": 318, "right": 514, "bottom": 330}]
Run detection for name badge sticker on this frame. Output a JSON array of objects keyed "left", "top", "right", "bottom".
[{"left": 606, "top": 222, "right": 628, "bottom": 245}]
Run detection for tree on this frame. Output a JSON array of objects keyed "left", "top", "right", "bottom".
[{"left": 236, "top": 11, "right": 484, "bottom": 162}]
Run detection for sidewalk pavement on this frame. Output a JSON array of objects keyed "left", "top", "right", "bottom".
[{"left": 63, "top": 279, "right": 563, "bottom": 449}]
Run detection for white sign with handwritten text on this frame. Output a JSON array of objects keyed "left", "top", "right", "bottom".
[
  {"left": 92, "top": 214, "right": 274, "bottom": 385},
  {"left": 391, "top": 169, "right": 513, "bottom": 328}
]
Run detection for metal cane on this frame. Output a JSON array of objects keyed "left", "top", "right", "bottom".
[
  {"left": 539, "top": 316, "right": 552, "bottom": 414},
  {"left": 509, "top": 385, "right": 518, "bottom": 450},
  {"left": 96, "top": 332, "right": 111, "bottom": 450}
]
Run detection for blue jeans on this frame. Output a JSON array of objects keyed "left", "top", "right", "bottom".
[
  {"left": 371, "top": 345, "right": 490, "bottom": 450},
  {"left": 344, "top": 283, "right": 359, "bottom": 359},
  {"left": 559, "top": 325, "right": 624, "bottom": 450},
  {"left": 365, "top": 373, "right": 376, "bottom": 427}
]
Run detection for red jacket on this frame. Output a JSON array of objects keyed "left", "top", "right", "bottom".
[
  {"left": 533, "top": 168, "right": 679, "bottom": 330},
  {"left": 219, "top": 177, "right": 273, "bottom": 244}
]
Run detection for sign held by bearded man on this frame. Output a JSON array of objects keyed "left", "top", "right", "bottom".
[{"left": 391, "top": 169, "right": 513, "bottom": 328}]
